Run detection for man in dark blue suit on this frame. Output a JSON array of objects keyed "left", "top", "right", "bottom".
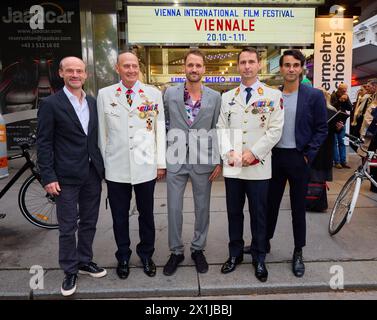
[
  {"left": 37, "top": 57, "right": 106, "bottom": 296},
  {"left": 265, "top": 50, "right": 327, "bottom": 277}
]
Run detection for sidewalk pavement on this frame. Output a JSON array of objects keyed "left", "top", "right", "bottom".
[{"left": 0, "top": 153, "right": 377, "bottom": 299}]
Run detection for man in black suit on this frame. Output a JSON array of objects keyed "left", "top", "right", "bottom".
[
  {"left": 37, "top": 56, "right": 106, "bottom": 297},
  {"left": 267, "top": 50, "right": 327, "bottom": 276}
]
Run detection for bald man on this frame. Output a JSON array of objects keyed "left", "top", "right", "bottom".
[
  {"left": 97, "top": 51, "right": 166, "bottom": 280},
  {"left": 330, "top": 83, "right": 352, "bottom": 168},
  {"left": 37, "top": 56, "right": 107, "bottom": 297}
]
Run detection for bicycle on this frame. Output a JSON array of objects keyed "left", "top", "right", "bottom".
[
  {"left": 0, "top": 136, "right": 58, "bottom": 229},
  {"left": 328, "top": 133, "right": 377, "bottom": 236}
]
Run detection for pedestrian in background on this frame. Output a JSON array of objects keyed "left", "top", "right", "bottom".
[
  {"left": 350, "top": 85, "right": 369, "bottom": 141},
  {"left": 331, "top": 83, "right": 352, "bottom": 169}
]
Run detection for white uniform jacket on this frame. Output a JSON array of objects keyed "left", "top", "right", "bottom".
[
  {"left": 97, "top": 82, "right": 166, "bottom": 184},
  {"left": 217, "top": 82, "right": 284, "bottom": 180}
]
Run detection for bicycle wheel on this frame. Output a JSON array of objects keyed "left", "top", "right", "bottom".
[
  {"left": 328, "top": 174, "right": 359, "bottom": 236},
  {"left": 18, "top": 174, "right": 58, "bottom": 229}
]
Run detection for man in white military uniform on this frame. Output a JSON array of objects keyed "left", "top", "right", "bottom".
[
  {"left": 97, "top": 51, "right": 166, "bottom": 279},
  {"left": 217, "top": 48, "right": 284, "bottom": 282}
]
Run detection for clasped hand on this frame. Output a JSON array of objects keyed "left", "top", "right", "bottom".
[{"left": 227, "top": 149, "right": 256, "bottom": 167}]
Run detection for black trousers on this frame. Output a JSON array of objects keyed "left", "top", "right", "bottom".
[
  {"left": 106, "top": 179, "right": 156, "bottom": 263},
  {"left": 56, "top": 163, "right": 102, "bottom": 274},
  {"left": 224, "top": 177, "right": 269, "bottom": 262},
  {"left": 267, "top": 148, "right": 310, "bottom": 249}
]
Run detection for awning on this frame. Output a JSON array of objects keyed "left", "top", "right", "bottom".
[{"left": 352, "top": 43, "right": 377, "bottom": 80}]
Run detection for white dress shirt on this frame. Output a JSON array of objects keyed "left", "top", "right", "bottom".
[
  {"left": 63, "top": 86, "right": 89, "bottom": 135},
  {"left": 240, "top": 80, "right": 261, "bottom": 105},
  {"left": 121, "top": 80, "right": 140, "bottom": 105}
]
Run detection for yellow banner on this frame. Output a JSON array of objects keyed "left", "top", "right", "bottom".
[{"left": 313, "top": 18, "right": 353, "bottom": 92}]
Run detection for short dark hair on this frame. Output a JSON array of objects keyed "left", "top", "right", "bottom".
[
  {"left": 237, "top": 47, "right": 260, "bottom": 63},
  {"left": 279, "top": 49, "right": 305, "bottom": 67},
  {"left": 183, "top": 49, "right": 206, "bottom": 64}
]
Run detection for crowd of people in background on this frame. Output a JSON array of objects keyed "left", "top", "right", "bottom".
[{"left": 306, "top": 78, "right": 377, "bottom": 202}]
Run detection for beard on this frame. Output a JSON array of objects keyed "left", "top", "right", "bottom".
[{"left": 186, "top": 73, "right": 202, "bottom": 83}]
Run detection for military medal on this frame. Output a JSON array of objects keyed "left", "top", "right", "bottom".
[
  {"left": 260, "top": 115, "right": 266, "bottom": 127},
  {"left": 110, "top": 102, "right": 117, "bottom": 107},
  {"left": 139, "top": 111, "right": 146, "bottom": 119},
  {"left": 146, "top": 118, "right": 153, "bottom": 131},
  {"left": 252, "top": 108, "right": 258, "bottom": 114},
  {"left": 257, "top": 87, "right": 264, "bottom": 95},
  {"left": 115, "top": 87, "right": 121, "bottom": 97}
]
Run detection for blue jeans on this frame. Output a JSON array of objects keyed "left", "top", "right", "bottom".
[{"left": 333, "top": 127, "right": 346, "bottom": 164}]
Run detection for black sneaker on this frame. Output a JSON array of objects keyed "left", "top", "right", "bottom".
[
  {"left": 78, "top": 262, "right": 107, "bottom": 278},
  {"left": 61, "top": 273, "right": 77, "bottom": 297},
  {"left": 191, "top": 250, "right": 209, "bottom": 273},
  {"left": 163, "top": 254, "right": 184, "bottom": 276}
]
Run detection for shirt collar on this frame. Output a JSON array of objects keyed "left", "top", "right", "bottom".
[
  {"left": 120, "top": 80, "right": 140, "bottom": 93},
  {"left": 63, "top": 86, "right": 86, "bottom": 101},
  {"left": 240, "top": 80, "right": 261, "bottom": 94}
]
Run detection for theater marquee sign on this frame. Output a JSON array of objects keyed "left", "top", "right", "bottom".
[{"left": 127, "top": 6, "right": 315, "bottom": 45}]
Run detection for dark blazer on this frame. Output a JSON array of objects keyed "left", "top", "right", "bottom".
[
  {"left": 37, "top": 89, "right": 105, "bottom": 187},
  {"left": 294, "top": 84, "right": 328, "bottom": 164}
]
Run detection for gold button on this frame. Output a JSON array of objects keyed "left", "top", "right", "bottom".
[
  {"left": 129, "top": 125, "right": 133, "bottom": 128},
  {"left": 243, "top": 131, "right": 247, "bottom": 134},
  {"left": 243, "top": 142, "right": 246, "bottom": 145},
  {"left": 244, "top": 120, "right": 248, "bottom": 124},
  {"left": 245, "top": 110, "right": 249, "bottom": 113}
]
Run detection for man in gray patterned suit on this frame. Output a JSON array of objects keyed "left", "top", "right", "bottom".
[{"left": 163, "top": 49, "right": 222, "bottom": 276}]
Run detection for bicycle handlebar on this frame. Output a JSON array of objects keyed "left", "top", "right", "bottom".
[{"left": 345, "top": 133, "right": 364, "bottom": 148}]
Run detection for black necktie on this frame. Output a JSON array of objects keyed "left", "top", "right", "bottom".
[{"left": 245, "top": 87, "right": 252, "bottom": 104}]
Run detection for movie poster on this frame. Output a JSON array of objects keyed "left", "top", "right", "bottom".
[{"left": 0, "top": 0, "right": 81, "bottom": 148}]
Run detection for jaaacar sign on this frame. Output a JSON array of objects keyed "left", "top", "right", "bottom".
[
  {"left": 2, "top": 3, "right": 75, "bottom": 29},
  {"left": 313, "top": 17, "right": 353, "bottom": 93},
  {"left": 127, "top": 6, "right": 315, "bottom": 45}
]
